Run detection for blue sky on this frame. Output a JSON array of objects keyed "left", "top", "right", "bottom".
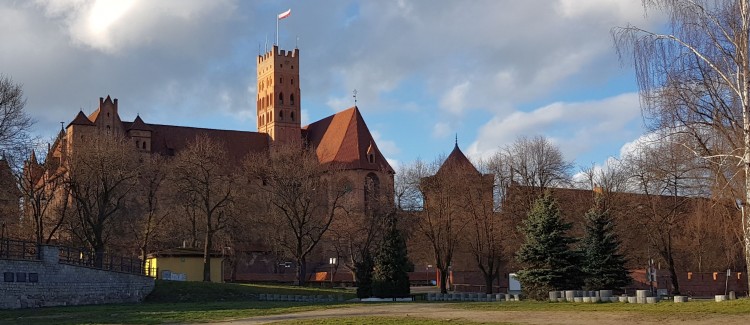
[{"left": 0, "top": 0, "right": 664, "bottom": 172}]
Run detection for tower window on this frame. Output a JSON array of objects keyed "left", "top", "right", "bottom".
[
  {"left": 291, "top": 111, "right": 295, "bottom": 121},
  {"left": 279, "top": 92, "right": 284, "bottom": 105},
  {"left": 290, "top": 94, "right": 295, "bottom": 105},
  {"left": 142, "top": 142, "right": 146, "bottom": 149},
  {"left": 280, "top": 77, "right": 283, "bottom": 84},
  {"left": 291, "top": 65, "right": 294, "bottom": 69},
  {"left": 279, "top": 110, "right": 283, "bottom": 120},
  {"left": 291, "top": 78, "right": 294, "bottom": 85},
  {"left": 368, "top": 154, "right": 375, "bottom": 164},
  {"left": 136, "top": 140, "right": 140, "bottom": 148}
]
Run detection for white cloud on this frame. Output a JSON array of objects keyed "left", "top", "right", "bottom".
[
  {"left": 467, "top": 92, "right": 641, "bottom": 160},
  {"left": 439, "top": 81, "right": 470, "bottom": 115}
]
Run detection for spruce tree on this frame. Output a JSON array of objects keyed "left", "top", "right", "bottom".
[
  {"left": 355, "top": 251, "right": 374, "bottom": 298},
  {"left": 515, "top": 192, "right": 582, "bottom": 299},
  {"left": 581, "top": 199, "right": 631, "bottom": 290},
  {"left": 372, "top": 213, "right": 411, "bottom": 298}
]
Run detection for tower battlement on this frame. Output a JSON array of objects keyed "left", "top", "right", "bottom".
[{"left": 257, "top": 45, "right": 299, "bottom": 64}]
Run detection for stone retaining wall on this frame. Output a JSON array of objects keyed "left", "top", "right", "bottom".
[{"left": 0, "top": 245, "right": 154, "bottom": 309}]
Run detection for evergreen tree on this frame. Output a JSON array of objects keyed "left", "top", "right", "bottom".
[
  {"left": 372, "top": 212, "right": 411, "bottom": 298},
  {"left": 355, "top": 251, "right": 374, "bottom": 298},
  {"left": 581, "top": 199, "right": 631, "bottom": 290},
  {"left": 516, "top": 192, "right": 582, "bottom": 299}
]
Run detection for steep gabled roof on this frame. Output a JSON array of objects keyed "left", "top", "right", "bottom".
[
  {"left": 303, "top": 106, "right": 394, "bottom": 173},
  {"left": 128, "top": 115, "right": 153, "bottom": 131},
  {"left": 68, "top": 111, "right": 95, "bottom": 127},
  {"left": 88, "top": 95, "right": 115, "bottom": 122},
  {"left": 436, "top": 142, "right": 480, "bottom": 176}
]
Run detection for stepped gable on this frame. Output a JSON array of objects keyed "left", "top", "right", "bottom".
[
  {"left": 436, "top": 142, "right": 480, "bottom": 176},
  {"left": 128, "top": 115, "right": 153, "bottom": 131},
  {"left": 122, "top": 122, "right": 269, "bottom": 162},
  {"left": 68, "top": 111, "right": 95, "bottom": 127},
  {"left": 87, "top": 95, "right": 115, "bottom": 122},
  {"left": 303, "top": 106, "right": 394, "bottom": 173}
]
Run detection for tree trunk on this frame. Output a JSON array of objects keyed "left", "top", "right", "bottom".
[
  {"left": 203, "top": 230, "right": 212, "bottom": 282},
  {"left": 667, "top": 253, "right": 680, "bottom": 295},
  {"left": 296, "top": 256, "right": 307, "bottom": 286},
  {"left": 484, "top": 272, "right": 495, "bottom": 294},
  {"left": 438, "top": 267, "right": 449, "bottom": 294}
]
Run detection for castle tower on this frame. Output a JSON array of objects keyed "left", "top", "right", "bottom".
[{"left": 257, "top": 45, "right": 301, "bottom": 144}]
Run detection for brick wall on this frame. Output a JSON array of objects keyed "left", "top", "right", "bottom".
[{"left": 0, "top": 245, "right": 154, "bottom": 309}]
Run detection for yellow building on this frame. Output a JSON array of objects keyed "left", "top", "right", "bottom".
[{"left": 146, "top": 248, "right": 224, "bottom": 283}]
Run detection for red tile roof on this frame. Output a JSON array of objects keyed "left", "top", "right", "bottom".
[
  {"left": 303, "top": 106, "right": 394, "bottom": 173},
  {"left": 436, "top": 143, "right": 479, "bottom": 176},
  {"left": 122, "top": 121, "right": 269, "bottom": 162},
  {"left": 68, "top": 111, "right": 95, "bottom": 127},
  {"left": 128, "top": 115, "right": 153, "bottom": 131}
]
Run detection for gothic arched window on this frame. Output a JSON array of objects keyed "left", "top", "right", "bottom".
[
  {"left": 279, "top": 92, "right": 284, "bottom": 105},
  {"left": 290, "top": 94, "right": 295, "bottom": 105}
]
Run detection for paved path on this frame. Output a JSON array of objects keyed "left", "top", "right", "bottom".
[{"left": 205, "top": 303, "right": 747, "bottom": 324}]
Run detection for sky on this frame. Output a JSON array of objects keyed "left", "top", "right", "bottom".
[{"left": 0, "top": 0, "right": 665, "bottom": 171}]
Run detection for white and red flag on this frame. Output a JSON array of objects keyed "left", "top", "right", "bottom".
[{"left": 278, "top": 9, "right": 291, "bottom": 20}]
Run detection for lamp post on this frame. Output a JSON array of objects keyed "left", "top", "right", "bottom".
[{"left": 329, "top": 257, "right": 337, "bottom": 286}]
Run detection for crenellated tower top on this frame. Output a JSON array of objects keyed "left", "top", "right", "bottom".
[{"left": 256, "top": 45, "right": 301, "bottom": 145}]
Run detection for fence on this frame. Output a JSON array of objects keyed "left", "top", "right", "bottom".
[
  {"left": 0, "top": 238, "right": 149, "bottom": 276},
  {"left": 0, "top": 239, "right": 39, "bottom": 261},
  {"left": 58, "top": 246, "right": 150, "bottom": 276}
]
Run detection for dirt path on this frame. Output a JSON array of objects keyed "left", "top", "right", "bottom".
[{"left": 206, "top": 303, "right": 747, "bottom": 324}]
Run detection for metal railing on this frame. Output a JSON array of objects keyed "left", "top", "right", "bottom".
[
  {"left": 0, "top": 238, "right": 40, "bottom": 260},
  {"left": 58, "top": 246, "right": 148, "bottom": 276}
]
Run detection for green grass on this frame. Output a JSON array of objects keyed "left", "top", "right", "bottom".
[
  {"left": 271, "top": 316, "right": 514, "bottom": 325},
  {"left": 146, "top": 280, "right": 355, "bottom": 302},
  {"left": 0, "top": 280, "right": 357, "bottom": 324},
  {"left": 453, "top": 298, "right": 750, "bottom": 314},
  {"left": 0, "top": 301, "right": 350, "bottom": 325}
]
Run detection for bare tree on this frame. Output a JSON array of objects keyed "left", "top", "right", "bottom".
[
  {"left": 127, "top": 154, "right": 171, "bottom": 268},
  {"left": 503, "top": 135, "right": 573, "bottom": 193},
  {"left": 623, "top": 137, "right": 705, "bottom": 294},
  {"left": 0, "top": 74, "right": 33, "bottom": 157},
  {"left": 172, "top": 135, "right": 235, "bottom": 282},
  {"left": 614, "top": 0, "right": 750, "bottom": 291},
  {"left": 65, "top": 134, "right": 140, "bottom": 266},
  {"left": 464, "top": 158, "right": 506, "bottom": 294},
  {"left": 243, "top": 144, "right": 349, "bottom": 285},
  {"left": 18, "top": 151, "right": 68, "bottom": 244},
  {"left": 416, "top": 157, "right": 468, "bottom": 293}
]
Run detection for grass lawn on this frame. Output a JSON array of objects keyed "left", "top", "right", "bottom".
[
  {"left": 271, "top": 316, "right": 514, "bottom": 325},
  {"left": 0, "top": 280, "right": 356, "bottom": 325},
  {"left": 453, "top": 298, "right": 750, "bottom": 314}
]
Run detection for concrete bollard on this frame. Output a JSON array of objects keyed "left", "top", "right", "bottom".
[
  {"left": 646, "top": 297, "right": 657, "bottom": 304},
  {"left": 715, "top": 295, "right": 727, "bottom": 302},
  {"left": 565, "top": 290, "right": 576, "bottom": 302},
  {"left": 495, "top": 293, "right": 504, "bottom": 301},
  {"left": 583, "top": 297, "right": 592, "bottom": 303},
  {"left": 557, "top": 297, "right": 565, "bottom": 302},
  {"left": 599, "top": 290, "right": 612, "bottom": 299},
  {"left": 729, "top": 291, "right": 737, "bottom": 300},
  {"left": 609, "top": 297, "right": 618, "bottom": 303},
  {"left": 505, "top": 293, "right": 511, "bottom": 301},
  {"left": 573, "top": 297, "right": 583, "bottom": 303},
  {"left": 627, "top": 296, "right": 637, "bottom": 304},
  {"left": 549, "top": 291, "right": 560, "bottom": 302},
  {"left": 618, "top": 296, "right": 627, "bottom": 303},
  {"left": 487, "top": 294, "right": 494, "bottom": 301},
  {"left": 674, "top": 296, "right": 687, "bottom": 303},
  {"left": 591, "top": 297, "right": 600, "bottom": 303},
  {"left": 513, "top": 294, "right": 521, "bottom": 301}
]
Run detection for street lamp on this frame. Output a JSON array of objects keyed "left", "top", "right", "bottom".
[{"left": 329, "top": 257, "right": 337, "bottom": 285}]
